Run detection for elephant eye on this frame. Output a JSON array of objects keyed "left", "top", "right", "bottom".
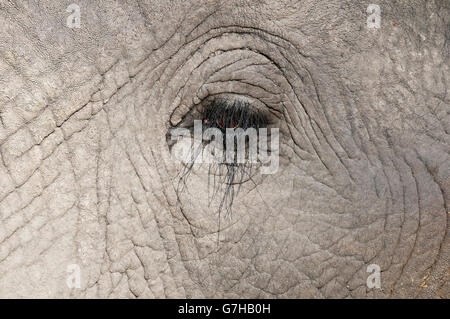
[
  {"left": 169, "top": 96, "right": 272, "bottom": 132},
  {"left": 167, "top": 96, "right": 279, "bottom": 218},
  {"left": 200, "top": 98, "right": 269, "bottom": 131}
]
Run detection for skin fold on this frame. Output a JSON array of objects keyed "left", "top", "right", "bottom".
[{"left": 0, "top": 0, "right": 448, "bottom": 298}]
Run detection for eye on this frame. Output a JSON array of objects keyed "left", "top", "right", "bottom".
[
  {"left": 201, "top": 98, "right": 269, "bottom": 131},
  {"left": 167, "top": 95, "right": 280, "bottom": 218},
  {"left": 169, "top": 95, "right": 275, "bottom": 132}
]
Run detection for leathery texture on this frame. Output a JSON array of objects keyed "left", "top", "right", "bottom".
[{"left": 0, "top": 0, "right": 448, "bottom": 298}]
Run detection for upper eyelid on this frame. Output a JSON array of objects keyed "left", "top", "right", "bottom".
[
  {"left": 203, "top": 100, "right": 267, "bottom": 126},
  {"left": 174, "top": 97, "right": 276, "bottom": 130}
]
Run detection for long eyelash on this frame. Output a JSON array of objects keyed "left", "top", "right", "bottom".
[
  {"left": 202, "top": 99, "right": 267, "bottom": 131},
  {"left": 175, "top": 98, "right": 267, "bottom": 243}
]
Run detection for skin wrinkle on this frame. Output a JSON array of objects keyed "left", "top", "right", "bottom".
[
  {"left": 304, "top": 71, "right": 358, "bottom": 183},
  {"left": 0, "top": 54, "right": 104, "bottom": 146},
  {"left": 390, "top": 153, "right": 422, "bottom": 297},
  {"left": 149, "top": 146, "right": 197, "bottom": 297},
  {"left": 365, "top": 91, "right": 439, "bottom": 296},
  {"left": 168, "top": 49, "right": 282, "bottom": 127},
  {"left": 177, "top": 26, "right": 302, "bottom": 88},
  {"left": 249, "top": 49, "right": 361, "bottom": 185},
  {"left": 0, "top": 171, "right": 61, "bottom": 265},
  {"left": 383, "top": 145, "right": 408, "bottom": 288},
  {"left": 414, "top": 151, "right": 448, "bottom": 290},
  {"left": 127, "top": 57, "right": 208, "bottom": 298},
  {"left": 88, "top": 112, "right": 131, "bottom": 296},
  {"left": 362, "top": 117, "right": 394, "bottom": 237},
  {"left": 413, "top": 155, "right": 448, "bottom": 298},
  {"left": 0, "top": 168, "right": 60, "bottom": 242},
  {"left": 200, "top": 48, "right": 284, "bottom": 112},
  {"left": 0, "top": 62, "right": 124, "bottom": 203},
  {"left": 170, "top": 53, "right": 242, "bottom": 118},
  {"left": 169, "top": 35, "right": 288, "bottom": 124},
  {"left": 92, "top": 131, "right": 109, "bottom": 298},
  {"left": 253, "top": 186, "right": 325, "bottom": 296}
]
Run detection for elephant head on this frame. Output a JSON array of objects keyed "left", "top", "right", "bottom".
[{"left": 0, "top": 0, "right": 448, "bottom": 298}]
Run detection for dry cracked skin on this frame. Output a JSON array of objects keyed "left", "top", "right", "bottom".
[{"left": 0, "top": 0, "right": 448, "bottom": 298}]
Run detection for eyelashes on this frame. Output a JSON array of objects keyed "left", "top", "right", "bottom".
[
  {"left": 169, "top": 96, "right": 278, "bottom": 240},
  {"left": 201, "top": 99, "right": 268, "bottom": 131},
  {"left": 174, "top": 98, "right": 267, "bottom": 213}
]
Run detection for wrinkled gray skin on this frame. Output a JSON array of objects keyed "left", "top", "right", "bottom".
[{"left": 0, "top": 0, "right": 448, "bottom": 298}]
